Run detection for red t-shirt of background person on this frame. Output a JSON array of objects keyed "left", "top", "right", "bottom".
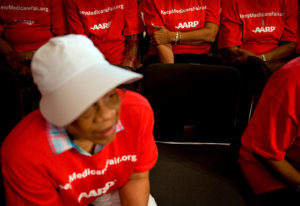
[
  {"left": 218, "top": 0, "right": 298, "bottom": 55},
  {"left": 0, "top": 0, "right": 66, "bottom": 53},
  {"left": 239, "top": 57, "right": 300, "bottom": 195},
  {"left": 142, "top": 0, "right": 220, "bottom": 56},
  {"left": 1, "top": 91, "right": 158, "bottom": 205},
  {"left": 65, "top": 0, "right": 144, "bottom": 65},
  {"left": 296, "top": 11, "right": 300, "bottom": 54}
]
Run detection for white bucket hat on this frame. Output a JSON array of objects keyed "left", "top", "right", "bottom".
[{"left": 31, "top": 34, "right": 142, "bottom": 127}]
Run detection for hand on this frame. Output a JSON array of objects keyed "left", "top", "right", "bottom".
[
  {"left": 235, "top": 48, "right": 260, "bottom": 63},
  {"left": 151, "top": 24, "right": 173, "bottom": 45},
  {"left": 20, "top": 50, "right": 35, "bottom": 61},
  {"left": 18, "top": 65, "right": 31, "bottom": 76},
  {"left": 122, "top": 56, "right": 140, "bottom": 71},
  {"left": 265, "top": 61, "right": 286, "bottom": 73},
  {"left": 219, "top": 47, "right": 242, "bottom": 63},
  {"left": 6, "top": 51, "right": 27, "bottom": 70}
]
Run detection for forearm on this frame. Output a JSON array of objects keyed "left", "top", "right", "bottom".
[
  {"left": 0, "top": 36, "right": 14, "bottom": 56},
  {"left": 265, "top": 158, "right": 300, "bottom": 186},
  {"left": 179, "top": 22, "right": 218, "bottom": 45},
  {"left": 156, "top": 44, "right": 174, "bottom": 63},
  {"left": 259, "top": 42, "right": 296, "bottom": 62},
  {"left": 123, "top": 34, "right": 141, "bottom": 70},
  {"left": 20, "top": 50, "right": 36, "bottom": 61},
  {"left": 0, "top": 34, "right": 27, "bottom": 70},
  {"left": 119, "top": 172, "right": 150, "bottom": 206}
]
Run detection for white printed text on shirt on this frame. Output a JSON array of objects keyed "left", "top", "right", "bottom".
[
  {"left": 91, "top": 21, "right": 112, "bottom": 30},
  {"left": 252, "top": 26, "right": 276, "bottom": 33},
  {"left": 175, "top": 21, "right": 199, "bottom": 29}
]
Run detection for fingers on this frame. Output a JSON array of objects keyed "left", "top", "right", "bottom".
[
  {"left": 150, "top": 37, "right": 155, "bottom": 45},
  {"left": 151, "top": 24, "right": 162, "bottom": 30}
]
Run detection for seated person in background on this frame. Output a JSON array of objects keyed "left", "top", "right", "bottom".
[
  {"left": 239, "top": 57, "right": 300, "bottom": 205},
  {"left": 141, "top": 0, "right": 220, "bottom": 64},
  {"left": 0, "top": 0, "right": 66, "bottom": 139},
  {"left": 1, "top": 34, "right": 158, "bottom": 205},
  {"left": 0, "top": 0, "right": 66, "bottom": 75},
  {"left": 218, "top": 0, "right": 298, "bottom": 73},
  {"left": 65, "top": 0, "right": 144, "bottom": 71}
]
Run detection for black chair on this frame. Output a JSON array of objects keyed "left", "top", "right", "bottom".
[{"left": 140, "top": 63, "right": 242, "bottom": 143}]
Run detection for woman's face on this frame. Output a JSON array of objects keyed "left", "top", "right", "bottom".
[{"left": 65, "top": 89, "right": 122, "bottom": 145}]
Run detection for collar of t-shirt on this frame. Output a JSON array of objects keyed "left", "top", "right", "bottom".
[{"left": 46, "top": 120, "right": 124, "bottom": 156}]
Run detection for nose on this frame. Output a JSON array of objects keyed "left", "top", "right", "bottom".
[{"left": 94, "top": 101, "right": 116, "bottom": 122}]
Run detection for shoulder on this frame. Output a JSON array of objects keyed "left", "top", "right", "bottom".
[
  {"left": 258, "top": 58, "right": 300, "bottom": 107},
  {"left": 121, "top": 90, "right": 152, "bottom": 111},
  {"left": 120, "top": 91, "right": 154, "bottom": 125},
  {"left": 1, "top": 110, "right": 50, "bottom": 166}
]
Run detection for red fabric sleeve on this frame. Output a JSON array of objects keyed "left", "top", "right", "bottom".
[
  {"left": 123, "top": 0, "right": 144, "bottom": 35},
  {"left": 2, "top": 140, "right": 64, "bottom": 205},
  {"left": 142, "top": 0, "right": 164, "bottom": 35},
  {"left": 241, "top": 67, "right": 300, "bottom": 161},
  {"left": 205, "top": 0, "right": 220, "bottom": 25},
  {"left": 218, "top": 0, "right": 242, "bottom": 49},
  {"left": 244, "top": 98, "right": 297, "bottom": 161},
  {"left": 134, "top": 99, "right": 158, "bottom": 173},
  {"left": 280, "top": 0, "right": 298, "bottom": 43},
  {"left": 50, "top": 0, "right": 66, "bottom": 35},
  {"left": 65, "top": 0, "right": 86, "bottom": 35}
]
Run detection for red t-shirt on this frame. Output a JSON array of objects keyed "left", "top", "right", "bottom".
[
  {"left": 1, "top": 91, "right": 158, "bottom": 205},
  {"left": 0, "top": 0, "right": 66, "bottom": 52},
  {"left": 239, "top": 57, "right": 300, "bottom": 195},
  {"left": 142, "top": 0, "right": 220, "bottom": 55},
  {"left": 65, "top": 0, "right": 144, "bottom": 65},
  {"left": 218, "top": 0, "right": 298, "bottom": 54},
  {"left": 296, "top": 11, "right": 300, "bottom": 54}
]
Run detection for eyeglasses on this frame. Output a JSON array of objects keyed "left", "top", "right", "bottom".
[
  {"left": 78, "top": 88, "right": 126, "bottom": 119},
  {"left": 99, "top": 88, "right": 125, "bottom": 108}
]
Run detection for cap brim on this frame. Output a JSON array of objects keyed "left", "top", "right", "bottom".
[{"left": 40, "top": 64, "right": 142, "bottom": 127}]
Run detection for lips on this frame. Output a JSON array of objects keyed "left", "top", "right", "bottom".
[{"left": 95, "top": 125, "right": 116, "bottom": 137}]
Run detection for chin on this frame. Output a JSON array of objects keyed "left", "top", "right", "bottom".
[{"left": 93, "top": 133, "right": 117, "bottom": 145}]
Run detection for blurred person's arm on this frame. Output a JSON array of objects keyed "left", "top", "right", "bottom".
[
  {"left": 150, "top": 22, "right": 218, "bottom": 63},
  {"left": 221, "top": 42, "right": 296, "bottom": 72},
  {"left": 260, "top": 42, "right": 296, "bottom": 62},
  {"left": 119, "top": 171, "right": 150, "bottom": 206},
  {"left": 122, "top": 0, "right": 144, "bottom": 70},
  {"left": 264, "top": 158, "right": 300, "bottom": 187},
  {"left": 151, "top": 22, "right": 218, "bottom": 46},
  {"left": 260, "top": 0, "right": 299, "bottom": 71},
  {"left": 155, "top": 44, "right": 174, "bottom": 63},
  {"left": 123, "top": 34, "right": 143, "bottom": 70},
  {"left": 0, "top": 31, "right": 26, "bottom": 70},
  {"left": 259, "top": 42, "right": 296, "bottom": 72}
]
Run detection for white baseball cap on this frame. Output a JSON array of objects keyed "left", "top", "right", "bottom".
[{"left": 31, "top": 34, "right": 142, "bottom": 127}]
